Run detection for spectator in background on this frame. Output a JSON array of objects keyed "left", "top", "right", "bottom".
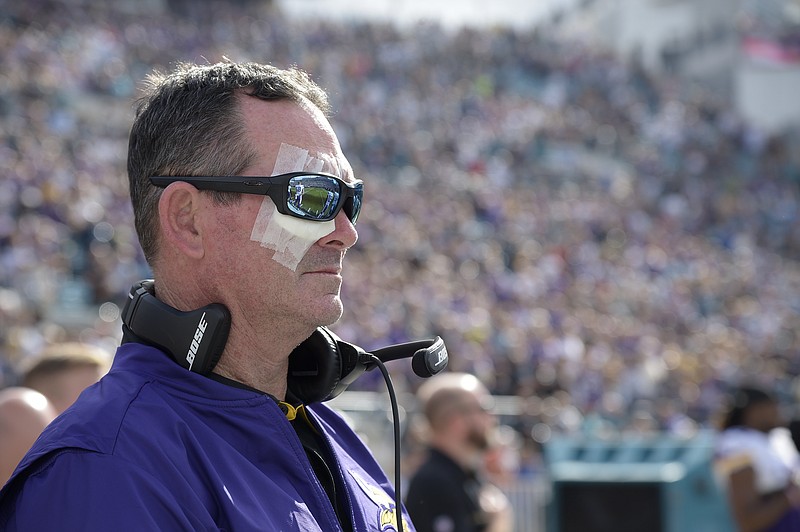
[
  {"left": 716, "top": 386, "right": 800, "bottom": 532},
  {"left": 20, "top": 342, "right": 109, "bottom": 414},
  {"left": 406, "top": 372, "right": 513, "bottom": 532},
  {"left": 0, "top": 387, "right": 56, "bottom": 485}
]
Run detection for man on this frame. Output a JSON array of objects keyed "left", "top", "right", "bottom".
[
  {"left": 20, "top": 342, "right": 110, "bottom": 414},
  {"left": 0, "top": 387, "right": 56, "bottom": 485},
  {"left": 405, "top": 373, "right": 512, "bottom": 532},
  {"left": 0, "top": 61, "right": 411, "bottom": 531}
]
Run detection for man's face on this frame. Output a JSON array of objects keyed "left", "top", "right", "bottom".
[{"left": 203, "top": 96, "right": 358, "bottom": 334}]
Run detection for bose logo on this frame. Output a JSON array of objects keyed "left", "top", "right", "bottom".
[
  {"left": 435, "top": 346, "right": 448, "bottom": 367},
  {"left": 186, "top": 312, "right": 208, "bottom": 371}
]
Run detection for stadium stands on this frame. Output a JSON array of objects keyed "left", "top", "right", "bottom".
[{"left": 2, "top": 0, "right": 800, "bottom": 447}]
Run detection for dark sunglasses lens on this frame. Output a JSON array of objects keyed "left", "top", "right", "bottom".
[
  {"left": 349, "top": 185, "right": 363, "bottom": 224},
  {"left": 287, "top": 176, "right": 362, "bottom": 223},
  {"left": 287, "top": 176, "right": 342, "bottom": 220}
]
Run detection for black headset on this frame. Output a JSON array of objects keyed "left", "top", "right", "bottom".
[
  {"left": 120, "top": 280, "right": 448, "bottom": 404},
  {"left": 121, "top": 279, "right": 446, "bottom": 532}
]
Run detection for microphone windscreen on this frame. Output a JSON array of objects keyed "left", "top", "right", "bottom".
[
  {"left": 411, "top": 337, "right": 448, "bottom": 377},
  {"left": 411, "top": 351, "right": 430, "bottom": 378}
]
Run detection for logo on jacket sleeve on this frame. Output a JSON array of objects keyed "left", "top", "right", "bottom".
[{"left": 349, "top": 470, "right": 409, "bottom": 531}]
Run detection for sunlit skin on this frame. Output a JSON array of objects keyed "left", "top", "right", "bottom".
[
  {"left": 0, "top": 388, "right": 56, "bottom": 484},
  {"left": 152, "top": 95, "right": 358, "bottom": 399}
]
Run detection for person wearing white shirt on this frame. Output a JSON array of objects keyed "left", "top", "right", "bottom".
[{"left": 716, "top": 386, "right": 800, "bottom": 532}]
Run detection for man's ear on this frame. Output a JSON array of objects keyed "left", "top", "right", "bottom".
[{"left": 157, "top": 182, "right": 206, "bottom": 260}]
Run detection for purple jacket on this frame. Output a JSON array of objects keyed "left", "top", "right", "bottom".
[{"left": 0, "top": 343, "right": 412, "bottom": 531}]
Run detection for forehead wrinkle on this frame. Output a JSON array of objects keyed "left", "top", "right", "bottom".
[{"left": 238, "top": 96, "right": 351, "bottom": 180}]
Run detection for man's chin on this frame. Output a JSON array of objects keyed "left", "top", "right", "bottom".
[{"left": 314, "top": 297, "right": 344, "bottom": 327}]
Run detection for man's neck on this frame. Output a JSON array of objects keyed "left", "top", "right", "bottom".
[
  {"left": 213, "top": 356, "right": 289, "bottom": 400},
  {"left": 211, "top": 321, "right": 306, "bottom": 400}
]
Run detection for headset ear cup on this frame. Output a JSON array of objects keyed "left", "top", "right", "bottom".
[
  {"left": 121, "top": 280, "right": 231, "bottom": 375},
  {"left": 286, "top": 327, "right": 342, "bottom": 404}
]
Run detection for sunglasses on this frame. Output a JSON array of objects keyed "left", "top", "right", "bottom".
[{"left": 150, "top": 172, "right": 363, "bottom": 224}]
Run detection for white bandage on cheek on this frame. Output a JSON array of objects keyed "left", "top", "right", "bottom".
[{"left": 249, "top": 143, "right": 337, "bottom": 271}]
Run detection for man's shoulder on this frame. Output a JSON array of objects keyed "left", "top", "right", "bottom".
[
  {"left": 0, "top": 447, "right": 210, "bottom": 531},
  {"left": 41, "top": 370, "right": 156, "bottom": 451}
]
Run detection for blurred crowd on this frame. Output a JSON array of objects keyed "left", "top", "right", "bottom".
[{"left": 2, "top": 0, "right": 800, "bottom": 447}]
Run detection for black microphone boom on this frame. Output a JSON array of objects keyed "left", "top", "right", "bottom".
[
  {"left": 327, "top": 332, "right": 448, "bottom": 532},
  {"left": 369, "top": 337, "right": 448, "bottom": 377}
]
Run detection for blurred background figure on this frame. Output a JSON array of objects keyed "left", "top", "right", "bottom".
[
  {"left": 716, "top": 385, "right": 800, "bottom": 532},
  {"left": 19, "top": 343, "right": 110, "bottom": 414},
  {"left": 483, "top": 424, "right": 523, "bottom": 491},
  {"left": 405, "top": 372, "right": 513, "bottom": 532},
  {"left": 0, "top": 387, "right": 56, "bottom": 484}
]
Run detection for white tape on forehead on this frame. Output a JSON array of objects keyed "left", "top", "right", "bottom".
[{"left": 249, "top": 143, "right": 336, "bottom": 270}]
